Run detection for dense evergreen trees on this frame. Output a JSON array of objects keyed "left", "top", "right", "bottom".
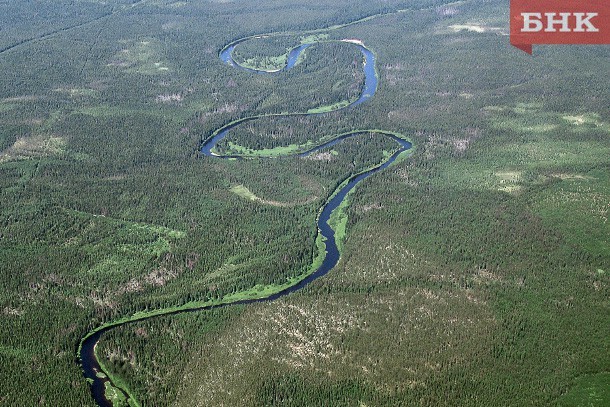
[{"left": 0, "top": 0, "right": 608, "bottom": 405}]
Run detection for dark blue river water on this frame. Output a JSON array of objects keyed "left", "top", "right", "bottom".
[{"left": 80, "top": 36, "right": 410, "bottom": 407}]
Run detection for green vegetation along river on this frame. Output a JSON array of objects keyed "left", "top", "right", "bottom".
[{"left": 79, "top": 26, "right": 413, "bottom": 407}]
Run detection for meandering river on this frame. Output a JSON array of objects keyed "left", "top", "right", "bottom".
[{"left": 79, "top": 34, "right": 412, "bottom": 407}]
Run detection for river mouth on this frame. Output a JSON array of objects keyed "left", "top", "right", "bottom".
[{"left": 80, "top": 33, "right": 412, "bottom": 407}]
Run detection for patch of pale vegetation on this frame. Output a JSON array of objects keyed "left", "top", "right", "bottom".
[
  {"left": 472, "top": 267, "right": 504, "bottom": 284},
  {"left": 548, "top": 173, "right": 594, "bottom": 181},
  {"left": 1, "top": 95, "right": 39, "bottom": 103},
  {"left": 161, "top": 20, "right": 183, "bottom": 31},
  {"left": 487, "top": 105, "right": 559, "bottom": 134},
  {"left": 341, "top": 38, "right": 365, "bottom": 46},
  {"left": 494, "top": 170, "right": 523, "bottom": 194},
  {"left": 3, "top": 307, "right": 24, "bottom": 317},
  {"left": 505, "top": 140, "right": 608, "bottom": 167},
  {"left": 300, "top": 33, "right": 329, "bottom": 44},
  {"left": 103, "top": 174, "right": 129, "bottom": 181},
  {"left": 304, "top": 151, "right": 335, "bottom": 161},
  {"left": 421, "top": 133, "right": 446, "bottom": 160},
  {"left": 268, "top": 302, "right": 360, "bottom": 367},
  {"left": 240, "top": 54, "right": 286, "bottom": 72},
  {"left": 53, "top": 87, "right": 97, "bottom": 98},
  {"left": 360, "top": 203, "right": 384, "bottom": 212},
  {"left": 494, "top": 170, "right": 522, "bottom": 182},
  {"left": 445, "top": 23, "right": 505, "bottom": 35},
  {"left": 230, "top": 184, "right": 316, "bottom": 207},
  {"left": 513, "top": 102, "right": 544, "bottom": 114},
  {"left": 396, "top": 164, "right": 419, "bottom": 187},
  {"left": 211, "top": 102, "right": 240, "bottom": 115},
  {"left": 485, "top": 104, "right": 609, "bottom": 165},
  {"left": 118, "top": 278, "right": 144, "bottom": 294},
  {"left": 181, "top": 247, "right": 498, "bottom": 404},
  {"left": 452, "top": 138, "right": 470, "bottom": 152},
  {"left": 383, "top": 62, "right": 406, "bottom": 71},
  {"left": 59, "top": 209, "right": 186, "bottom": 302},
  {"left": 419, "top": 127, "right": 482, "bottom": 157},
  {"left": 523, "top": 124, "right": 558, "bottom": 133},
  {"left": 555, "top": 185, "right": 609, "bottom": 223},
  {"left": 169, "top": 1, "right": 188, "bottom": 7},
  {"left": 104, "top": 347, "right": 136, "bottom": 367},
  {"left": 338, "top": 236, "right": 420, "bottom": 284},
  {"left": 497, "top": 184, "right": 523, "bottom": 194},
  {"left": 115, "top": 264, "right": 183, "bottom": 296},
  {"left": 140, "top": 0, "right": 186, "bottom": 6},
  {"left": 449, "top": 24, "right": 486, "bottom": 33},
  {"left": 485, "top": 102, "right": 545, "bottom": 115},
  {"left": 436, "top": 5, "right": 460, "bottom": 16},
  {"left": 156, "top": 93, "right": 183, "bottom": 103},
  {"left": 563, "top": 113, "right": 610, "bottom": 132},
  {"left": 107, "top": 39, "right": 171, "bottom": 74},
  {"left": 0, "top": 135, "right": 66, "bottom": 163},
  {"left": 189, "top": 297, "right": 364, "bottom": 403},
  {"left": 591, "top": 270, "right": 606, "bottom": 291},
  {"left": 230, "top": 184, "right": 259, "bottom": 201},
  {"left": 144, "top": 266, "right": 181, "bottom": 287},
  {"left": 482, "top": 105, "right": 507, "bottom": 112},
  {"left": 564, "top": 115, "right": 589, "bottom": 125},
  {"left": 88, "top": 291, "right": 118, "bottom": 310}
]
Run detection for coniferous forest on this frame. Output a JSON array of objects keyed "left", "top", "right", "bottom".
[{"left": 0, "top": 0, "right": 608, "bottom": 406}]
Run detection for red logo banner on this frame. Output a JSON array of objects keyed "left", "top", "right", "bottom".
[{"left": 510, "top": 0, "right": 610, "bottom": 54}]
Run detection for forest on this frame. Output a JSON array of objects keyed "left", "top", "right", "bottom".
[{"left": 0, "top": 0, "right": 608, "bottom": 406}]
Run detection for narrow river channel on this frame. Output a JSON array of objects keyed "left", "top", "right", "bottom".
[{"left": 79, "top": 35, "right": 412, "bottom": 407}]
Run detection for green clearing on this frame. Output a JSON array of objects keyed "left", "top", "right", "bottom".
[
  {"left": 300, "top": 33, "right": 329, "bottom": 44},
  {"left": 230, "top": 184, "right": 260, "bottom": 201},
  {"left": 104, "top": 381, "right": 129, "bottom": 407},
  {"left": 307, "top": 100, "right": 352, "bottom": 114},
  {"left": 327, "top": 192, "right": 349, "bottom": 253},
  {"left": 221, "top": 140, "right": 310, "bottom": 157},
  {"left": 107, "top": 38, "right": 172, "bottom": 75},
  {"left": 239, "top": 54, "right": 288, "bottom": 72}
]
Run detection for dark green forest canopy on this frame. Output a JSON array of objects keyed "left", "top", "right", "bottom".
[{"left": 0, "top": 0, "right": 608, "bottom": 406}]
